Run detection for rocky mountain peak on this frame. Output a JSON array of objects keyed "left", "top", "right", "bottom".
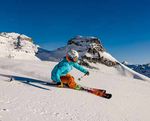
[
  {"left": 0, "top": 32, "right": 33, "bottom": 42},
  {"left": 67, "top": 36, "right": 117, "bottom": 68},
  {"left": 0, "top": 32, "right": 38, "bottom": 60},
  {"left": 0, "top": 33, "right": 118, "bottom": 67},
  {"left": 67, "top": 35, "right": 105, "bottom": 52},
  {"left": 36, "top": 35, "right": 118, "bottom": 69}
]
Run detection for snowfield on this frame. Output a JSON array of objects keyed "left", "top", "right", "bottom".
[{"left": 0, "top": 58, "right": 150, "bottom": 121}]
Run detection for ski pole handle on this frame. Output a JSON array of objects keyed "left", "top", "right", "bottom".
[{"left": 78, "top": 74, "right": 86, "bottom": 81}]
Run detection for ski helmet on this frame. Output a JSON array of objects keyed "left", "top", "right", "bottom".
[{"left": 66, "top": 49, "right": 79, "bottom": 62}]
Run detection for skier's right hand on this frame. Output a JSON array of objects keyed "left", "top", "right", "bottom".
[{"left": 57, "top": 82, "right": 64, "bottom": 88}]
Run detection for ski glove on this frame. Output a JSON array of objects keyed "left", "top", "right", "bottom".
[
  {"left": 57, "top": 82, "right": 64, "bottom": 88},
  {"left": 85, "top": 71, "right": 90, "bottom": 76}
]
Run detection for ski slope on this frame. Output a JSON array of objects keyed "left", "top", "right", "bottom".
[{"left": 0, "top": 58, "right": 150, "bottom": 121}]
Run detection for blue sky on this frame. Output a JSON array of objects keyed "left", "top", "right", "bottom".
[{"left": 0, "top": 0, "right": 150, "bottom": 64}]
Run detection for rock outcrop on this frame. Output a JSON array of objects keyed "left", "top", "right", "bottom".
[
  {"left": 67, "top": 36, "right": 118, "bottom": 68},
  {"left": 0, "top": 32, "right": 39, "bottom": 60}
]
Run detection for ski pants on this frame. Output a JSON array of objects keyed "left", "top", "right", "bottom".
[{"left": 60, "top": 74, "right": 80, "bottom": 89}]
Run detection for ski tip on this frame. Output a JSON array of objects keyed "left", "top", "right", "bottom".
[
  {"left": 108, "top": 94, "right": 112, "bottom": 99},
  {"left": 103, "top": 93, "right": 112, "bottom": 99}
]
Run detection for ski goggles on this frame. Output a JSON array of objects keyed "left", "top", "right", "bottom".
[
  {"left": 66, "top": 54, "right": 78, "bottom": 62},
  {"left": 72, "top": 56, "right": 78, "bottom": 62}
]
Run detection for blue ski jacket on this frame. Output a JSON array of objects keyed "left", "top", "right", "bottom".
[{"left": 51, "top": 57, "right": 88, "bottom": 83}]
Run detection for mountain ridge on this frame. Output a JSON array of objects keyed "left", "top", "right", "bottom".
[
  {"left": 123, "top": 62, "right": 150, "bottom": 78},
  {"left": 0, "top": 32, "right": 149, "bottom": 81}
]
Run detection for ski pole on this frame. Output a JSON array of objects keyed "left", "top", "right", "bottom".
[{"left": 78, "top": 74, "right": 87, "bottom": 81}]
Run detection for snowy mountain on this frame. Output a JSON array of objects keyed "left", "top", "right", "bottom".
[
  {"left": 0, "top": 33, "right": 150, "bottom": 121},
  {"left": 0, "top": 33, "right": 116, "bottom": 66},
  {"left": 37, "top": 35, "right": 118, "bottom": 68},
  {"left": 0, "top": 33, "right": 149, "bottom": 81},
  {"left": 0, "top": 32, "right": 39, "bottom": 60},
  {"left": 123, "top": 62, "right": 150, "bottom": 78},
  {"left": 37, "top": 35, "right": 149, "bottom": 81}
]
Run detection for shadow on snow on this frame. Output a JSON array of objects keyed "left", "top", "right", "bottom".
[{"left": 0, "top": 73, "right": 58, "bottom": 91}]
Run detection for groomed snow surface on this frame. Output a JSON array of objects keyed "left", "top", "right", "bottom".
[{"left": 0, "top": 58, "right": 150, "bottom": 121}]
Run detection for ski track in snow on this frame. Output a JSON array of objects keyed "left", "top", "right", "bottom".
[{"left": 0, "top": 59, "right": 150, "bottom": 121}]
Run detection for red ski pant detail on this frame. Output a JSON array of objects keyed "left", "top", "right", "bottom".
[{"left": 60, "top": 74, "right": 77, "bottom": 89}]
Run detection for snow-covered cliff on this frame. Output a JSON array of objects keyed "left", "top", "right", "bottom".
[
  {"left": 0, "top": 32, "right": 39, "bottom": 60},
  {"left": 37, "top": 35, "right": 117, "bottom": 68}
]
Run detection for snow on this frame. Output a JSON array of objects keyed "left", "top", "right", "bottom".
[
  {"left": 0, "top": 33, "right": 39, "bottom": 61},
  {"left": 0, "top": 58, "right": 150, "bottom": 121},
  {"left": 0, "top": 32, "right": 30, "bottom": 40},
  {"left": 100, "top": 51, "right": 117, "bottom": 62},
  {"left": 0, "top": 33, "right": 150, "bottom": 121},
  {"left": 117, "top": 62, "right": 150, "bottom": 80},
  {"left": 126, "top": 63, "right": 150, "bottom": 78}
]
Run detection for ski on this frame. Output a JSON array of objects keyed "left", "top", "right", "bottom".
[
  {"left": 81, "top": 86, "right": 106, "bottom": 94},
  {"left": 44, "top": 82, "right": 112, "bottom": 99},
  {"left": 4, "top": 75, "right": 112, "bottom": 99},
  {"left": 80, "top": 86, "right": 112, "bottom": 99}
]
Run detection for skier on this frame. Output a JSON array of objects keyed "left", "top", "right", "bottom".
[{"left": 51, "top": 49, "right": 89, "bottom": 90}]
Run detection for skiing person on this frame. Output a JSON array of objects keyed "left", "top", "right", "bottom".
[{"left": 51, "top": 49, "right": 89, "bottom": 90}]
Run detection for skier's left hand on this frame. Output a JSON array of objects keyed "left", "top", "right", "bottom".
[{"left": 85, "top": 71, "right": 90, "bottom": 76}]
